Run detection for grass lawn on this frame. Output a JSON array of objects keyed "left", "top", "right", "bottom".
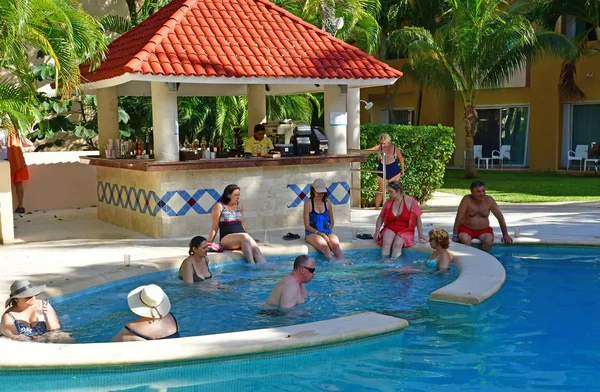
[{"left": 441, "top": 169, "right": 600, "bottom": 203}]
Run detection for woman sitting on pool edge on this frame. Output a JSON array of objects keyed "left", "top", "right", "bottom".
[
  {"left": 208, "top": 184, "right": 265, "bottom": 264},
  {"left": 426, "top": 228, "right": 453, "bottom": 273},
  {"left": 304, "top": 178, "right": 343, "bottom": 259},
  {"left": 112, "top": 284, "right": 179, "bottom": 342},
  {"left": 375, "top": 181, "right": 428, "bottom": 258},
  {"left": 179, "top": 236, "right": 212, "bottom": 283},
  {"left": 1, "top": 279, "right": 62, "bottom": 341}
]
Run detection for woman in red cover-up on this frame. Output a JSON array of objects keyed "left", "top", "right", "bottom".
[{"left": 374, "top": 181, "right": 428, "bottom": 258}]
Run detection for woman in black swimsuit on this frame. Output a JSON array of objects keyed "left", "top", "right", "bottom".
[
  {"left": 179, "top": 236, "right": 212, "bottom": 283},
  {"left": 112, "top": 284, "right": 179, "bottom": 342}
]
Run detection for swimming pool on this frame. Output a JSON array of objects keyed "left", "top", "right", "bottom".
[
  {"left": 2, "top": 245, "right": 599, "bottom": 391},
  {"left": 51, "top": 249, "right": 456, "bottom": 343}
]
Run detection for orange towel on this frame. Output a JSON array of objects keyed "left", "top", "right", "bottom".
[{"left": 7, "top": 130, "right": 29, "bottom": 183}]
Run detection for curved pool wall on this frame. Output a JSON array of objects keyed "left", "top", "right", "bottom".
[{"left": 0, "top": 240, "right": 504, "bottom": 368}]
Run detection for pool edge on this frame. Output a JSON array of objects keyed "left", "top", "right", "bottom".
[{"left": 0, "top": 312, "right": 407, "bottom": 368}]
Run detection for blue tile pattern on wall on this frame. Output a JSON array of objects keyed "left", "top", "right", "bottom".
[
  {"left": 97, "top": 182, "right": 221, "bottom": 217},
  {"left": 287, "top": 181, "right": 350, "bottom": 208}
]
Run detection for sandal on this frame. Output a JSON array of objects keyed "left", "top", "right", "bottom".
[
  {"left": 15, "top": 207, "right": 25, "bottom": 214},
  {"left": 282, "top": 232, "right": 301, "bottom": 240},
  {"left": 357, "top": 233, "right": 374, "bottom": 240}
]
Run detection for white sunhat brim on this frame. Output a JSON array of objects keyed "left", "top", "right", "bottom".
[{"left": 127, "top": 285, "right": 171, "bottom": 318}]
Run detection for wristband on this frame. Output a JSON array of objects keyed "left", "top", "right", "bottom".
[{"left": 452, "top": 234, "right": 458, "bottom": 238}]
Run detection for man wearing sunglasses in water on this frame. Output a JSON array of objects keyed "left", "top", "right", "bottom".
[{"left": 266, "top": 255, "right": 316, "bottom": 309}]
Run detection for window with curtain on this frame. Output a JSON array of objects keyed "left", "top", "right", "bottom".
[
  {"left": 380, "top": 109, "right": 413, "bottom": 125},
  {"left": 474, "top": 106, "right": 529, "bottom": 166},
  {"left": 572, "top": 105, "right": 600, "bottom": 151}
]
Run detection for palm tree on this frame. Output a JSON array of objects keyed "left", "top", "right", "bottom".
[
  {"left": 389, "top": 0, "right": 574, "bottom": 177},
  {"left": 376, "top": 0, "right": 448, "bottom": 124},
  {"left": 529, "top": 0, "right": 600, "bottom": 100},
  {"left": 272, "top": 0, "right": 381, "bottom": 54},
  {"left": 0, "top": 0, "right": 106, "bottom": 134}
]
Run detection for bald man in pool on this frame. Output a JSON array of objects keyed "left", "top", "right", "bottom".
[{"left": 266, "top": 255, "right": 316, "bottom": 309}]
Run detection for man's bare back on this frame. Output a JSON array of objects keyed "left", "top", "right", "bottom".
[
  {"left": 265, "top": 255, "right": 315, "bottom": 309},
  {"left": 265, "top": 275, "right": 306, "bottom": 309}
]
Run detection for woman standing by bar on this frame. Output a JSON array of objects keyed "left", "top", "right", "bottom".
[
  {"left": 208, "top": 184, "right": 265, "bottom": 264},
  {"left": 363, "top": 133, "right": 405, "bottom": 209}
]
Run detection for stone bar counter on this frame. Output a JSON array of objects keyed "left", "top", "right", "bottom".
[{"left": 81, "top": 154, "right": 366, "bottom": 238}]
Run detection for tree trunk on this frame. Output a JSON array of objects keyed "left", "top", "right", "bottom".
[
  {"left": 385, "top": 86, "right": 393, "bottom": 124},
  {"left": 415, "top": 88, "right": 423, "bottom": 125},
  {"left": 464, "top": 102, "right": 478, "bottom": 178}
]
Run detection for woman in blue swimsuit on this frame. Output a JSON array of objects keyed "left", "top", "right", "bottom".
[
  {"left": 364, "top": 133, "right": 405, "bottom": 209},
  {"left": 1, "top": 279, "right": 62, "bottom": 341},
  {"left": 112, "top": 284, "right": 180, "bottom": 342},
  {"left": 304, "top": 178, "right": 344, "bottom": 259},
  {"left": 426, "top": 228, "right": 453, "bottom": 272}
]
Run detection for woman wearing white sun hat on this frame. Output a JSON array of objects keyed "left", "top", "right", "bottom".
[{"left": 112, "top": 284, "right": 180, "bottom": 342}]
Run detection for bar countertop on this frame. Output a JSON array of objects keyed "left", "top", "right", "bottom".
[{"left": 80, "top": 153, "right": 366, "bottom": 172}]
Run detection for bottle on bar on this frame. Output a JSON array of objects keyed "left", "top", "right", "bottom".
[
  {"left": 144, "top": 134, "right": 150, "bottom": 155},
  {"left": 135, "top": 136, "right": 142, "bottom": 156}
]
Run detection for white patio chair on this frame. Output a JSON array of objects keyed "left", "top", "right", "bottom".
[
  {"left": 490, "top": 145, "right": 511, "bottom": 169},
  {"left": 567, "top": 145, "right": 587, "bottom": 171},
  {"left": 464, "top": 145, "right": 483, "bottom": 168}
]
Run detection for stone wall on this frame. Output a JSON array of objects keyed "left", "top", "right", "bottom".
[{"left": 97, "top": 164, "right": 352, "bottom": 238}]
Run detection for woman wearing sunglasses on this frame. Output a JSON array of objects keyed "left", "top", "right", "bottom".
[{"left": 1, "top": 279, "right": 62, "bottom": 341}]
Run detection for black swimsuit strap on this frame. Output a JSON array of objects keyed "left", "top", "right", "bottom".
[
  {"left": 124, "top": 325, "right": 152, "bottom": 340},
  {"left": 311, "top": 198, "right": 327, "bottom": 214}
]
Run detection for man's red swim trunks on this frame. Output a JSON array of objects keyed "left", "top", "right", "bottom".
[{"left": 458, "top": 225, "right": 493, "bottom": 239}]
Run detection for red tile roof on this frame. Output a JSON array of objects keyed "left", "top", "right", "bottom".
[{"left": 80, "top": 0, "right": 402, "bottom": 83}]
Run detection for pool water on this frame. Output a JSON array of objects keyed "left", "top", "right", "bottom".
[
  {"left": 2, "top": 246, "right": 600, "bottom": 391},
  {"left": 52, "top": 249, "right": 456, "bottom": 343}
]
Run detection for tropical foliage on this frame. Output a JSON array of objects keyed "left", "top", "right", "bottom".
[
  {"left": 0, "top": 0, "right": 105, "bottom": 135},
  {"left": 360, "top": 124, "right": 455, "bottom": 204},
  {"left": 389, "top": 0, "right": 575, "bottom": 178},
  {"left": 529, "top": 0, "right": 600, "bottom": 100}
]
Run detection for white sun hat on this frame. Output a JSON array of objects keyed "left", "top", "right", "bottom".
[{"left": 127, "top": 284, "right": 171, "bottom": 319}]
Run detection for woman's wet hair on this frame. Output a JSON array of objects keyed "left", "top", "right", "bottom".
[
  {"left": 387, "top": 180, "right": 403, "bottom": 193},
  {"left": 429, "top": 228, "right": 450, "bottom": 249},
  {"left": 378, "top": 133, "right": 391, "bottom": 144},
  {"left": 221, "top": 184, "right": 240, "bottom": 205},
  {"left": 189, "top": 236, "right": 207, "bottom": 255}
]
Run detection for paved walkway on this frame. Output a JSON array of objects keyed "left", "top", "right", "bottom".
[{"left": 2, "top": 192, "right": 599, "bottom": 300}]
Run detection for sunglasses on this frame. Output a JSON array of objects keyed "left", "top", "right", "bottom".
[{"left": 303, "top": 266, "right": 316, "bottom": 274}]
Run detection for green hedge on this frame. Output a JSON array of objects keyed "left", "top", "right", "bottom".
[{"left": 360, "top": 124, "right": 455, "bottom": 205}]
